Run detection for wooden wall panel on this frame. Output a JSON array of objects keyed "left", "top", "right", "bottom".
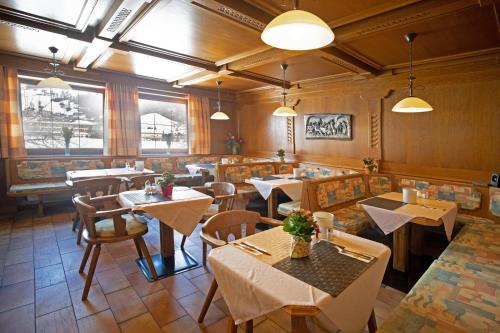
[
  {"left": 236, "top": 61, "right": 500, "bottom": 182},
  {"left": 209, "top": 100, "right": 238, "bottom": 154}
]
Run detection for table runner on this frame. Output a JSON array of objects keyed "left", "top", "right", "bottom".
[
  {"left": 118, "top": 187, "right": 213, "bottom": 236},
  {"left": 209, "top": 227, "right": 390, "bottom": 332},
  {"left": 360, "top": 192, "right": 458, "bottom": 240},
  {"left": 247, "top": 176, "right": 303, "bottom": 201},
  {"left": 273, "top": 241, "right": 376, "bottom": 298}
]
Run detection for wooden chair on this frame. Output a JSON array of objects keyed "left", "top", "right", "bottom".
[
  {"left": 70, "top": 177, "right": 123, "bottom": 245},
  {"left": 181, "top": 182, "right": 237, "bottom": 256},
  {"left": 125, "top": 174, "right": 162, "bottom": 190},
  {"left": 197, "top": 210, "right": 282, "bottom": 324},
  {"left": 74, "top": 195, "right": 157, "bottom": 300}
]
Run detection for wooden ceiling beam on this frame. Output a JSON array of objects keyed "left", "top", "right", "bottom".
[{"left": 229, "top": 70, "right": 290, "bottom": 88}]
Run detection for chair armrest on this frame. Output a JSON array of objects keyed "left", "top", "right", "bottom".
[
  {"left": 200, "top": 230, "right": 226, "bottom": 248},
  {"left": 259, "top": 217, "right": 283, "bottom": 227},
  {"left": 214, "top": 194, "right": 236, "bottom": 201},
  {"left": 89, "top": 194, "right": 119, "bottom": 205},
  {"left": 94, "top": 207, "right": 131, "bottom": 218}
]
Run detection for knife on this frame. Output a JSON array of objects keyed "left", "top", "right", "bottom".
[
  {"left": 241, "top": 242, "right": 272, "bottom": 256},
  {"left": 231, "top": 243, "right": 261, "bottom": 255}
]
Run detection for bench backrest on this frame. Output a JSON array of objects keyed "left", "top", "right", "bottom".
[{"left": 217, "top": 161, "right": 299, "bottom": 184}]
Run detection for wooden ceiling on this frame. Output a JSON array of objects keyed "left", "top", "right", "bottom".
[{"left": 0, "top": 0, "right": 498, "bottom": 92}]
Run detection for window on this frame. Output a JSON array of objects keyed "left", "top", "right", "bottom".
[
  {"left": 139, "top": 97, "right": 188, "bottom": 154},
  {"left": 20, "top": 81, "right": 104, "bottom": 154}
]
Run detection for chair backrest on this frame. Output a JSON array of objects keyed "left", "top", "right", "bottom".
[
  {"left": 74, "top": 195, "right": 99, "bottom": 238},
  {"left": 128, "top": 174, "right": 162, "bottom": 190},
  {"left": 211, "top": 182, "right": 236, "bottom": 211},
  {"left": 202, "top": 210, "right": 261, "bottom": 243},
  {"left": 72, "top": 177, "right": 122, "bottom": 198}
]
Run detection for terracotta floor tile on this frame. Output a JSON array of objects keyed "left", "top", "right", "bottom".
[
  {"left": 106, "top": 287, "right": 147, "bottom": 323},
  {"left": 10, "top": 227, "right": 33, "bottom": 239},
  {"left": 142, "top": 290, "right": 186, "bottom": 326},
  {"left": 1, "top": 261, "right": 34, "bottom": 286},
  {"left": 177, "top": 291, "right": 225, "bottom": 326},
  {"left": 57, "top": 238, "right": 85, "bottom": 255},
  {"left": 190, "top": 273, "right": 221, "bottom": 301},
  {"left": 35, "top": 282, "right": 72, "bottom": 317},
  {"left": 0, "top": 279, "right": 34, "bottom": 312},
  {"left": 115, "top": 255, "right": 140, "bottom": 275},
  {"left": 127, "top": 271, "right": 164, "bottom": 297},
  {"left": 33, "top": 235, "right": 59, "bottom": 251},
  {"left": 120, "top": 312, "right": 162, "bottom": 333},
  {"left": 254, "top": 318, "right": 287, "bottom": 333},
  {"left": 96, "top": 267, "right": 131, "bottom": 294},
  {"left": 65, "top": 269, "right": 98, "bottom": 292},
  {"left": 70, "top": 284, "right": 110, "bottom": 319},
  {"left": 60, "top": 251, "right": 84, "bottom": 272},
  {"left": 32, "top": 225, "right": 55, "bottom": 240},
  {"left": 55, "top": 228, "right": 76, "bottom": 242},
  {"left": 266, "top": 309, "right": 292, "bottom": 332},
  {"left": 161, "top": 315, "right": 204, "bottom": 333},
  {"left": 4, "top": 246, "right": 34, "bottom": 266},
  {"left": 34, "top": 247, "right": 61, "bottom": 269},
  {"left": 77, "top": 309, "right": 121, "bottom": 333},
  {"left": 8, "top": 236, "right": 33, "bottom": 251},
  {"left": 94, "top": 252, "right": 118, "bottom": 273},
  {"left": 34, "top": 263, "right": 65, "bottom": 289},
  {"left": 160, "top": 273, "right": 199, "bottom": 299},
  {"left": 105, "top": 241, "right": 137, "bottom": 259},
  {"left": 0, "top": 303, "right": 35, "bottom": 333},
  {"left": 182, "top": 266, "right": 211, "bottom": 280},
  {"left": 36, "top": 306, "right": 78, "bottom": 333}
]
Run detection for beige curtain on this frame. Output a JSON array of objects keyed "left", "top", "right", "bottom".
[
  {"left": 0, "top": 67, "right": 26, "bottom": 158},
  {"left": 188, "top": 95, "right": 211, "bottom": 154},
  {"left": 105, "top": 83, "right": 140, "bottom": 156}
]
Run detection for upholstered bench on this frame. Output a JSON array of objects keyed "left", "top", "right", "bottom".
[
  {"left": 332, "top": 205, "right": 371, "bottom": 235},
  {"left": 277, "top": 200, "right": 301, "bottom": 216}
]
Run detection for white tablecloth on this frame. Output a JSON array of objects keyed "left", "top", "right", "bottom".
[
  {"left": 209, "top": 227, "right": 390, "bottom": 333},
  {"left": 185, "top": 164, "right": 216, "bottom": 177},
  {"left": 361, "top": 192, "right": 458, "bottom": 240},
  {"left": 66, "top": 168, "right": 153, "bottom": 181},
  {"left": 118, "top": 187, "right": 213, "bottom": 236},
  {"left": 246, "top": 176, "right": 303, "bottom": 201}
]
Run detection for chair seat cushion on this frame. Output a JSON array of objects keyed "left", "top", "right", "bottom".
[
  {"left": 332, "top": 205, "right": 371, "bottom": 235},
  {"left": 9, "top": 182, "right": 69, "bottom": 195},
  {"left": 277, "top": 201, "right": 301, "bottom": 216},
  {"left": 94, "top": 214, "right": 147, "bottom": 238}
]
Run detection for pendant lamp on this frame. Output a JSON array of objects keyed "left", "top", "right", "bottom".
[
  {"left": 261, "top": 0, "right": 334, "bottom": 51},
  {"left": 273, "top": 64, "right": 297, "bottom": 117},
  {"left": 37, "top": 46, "right": 72, "bottom": 90},
  {"left": 210, "top": 80, "right": 230, "bottom": 120},
  {"left": 392, "top": 33, "right": 433, "bottom": 113}
]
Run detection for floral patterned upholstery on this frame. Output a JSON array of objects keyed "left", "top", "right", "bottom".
[
  {"left": 111, "top": 159, "right": 136, "bottom": 168},
  {"left": 17, "top": 160, "right": 105, "bottom": 180},
  {"left": 144, "top": 158, "right": 175, "bottom": 173},
  {"left": 249, "top": 164, "right": 275, "bottom": 177},
  {"left": 368, "top": 175, "right": 392, "bottom": 196},
  {"left": 455, "top": 213, "right": 496, "bottom": 226},
  {"left": 332, "top": 205, "right": 371, "bottom": 235},
  {"left": 398, "top": 178, "right": 481, "bottom": 210},
  {"left": 224, "top": 166, "right": 252, "bottom": 184},
  {"left": 378, "top": 222, "right": 500, "bottom": 333},
  {"left": 278, "top": 164, "right": 294, "bottom": 174},
  {"left": 316, "top": 177, "right": 366, "bottom": 209},
  {"left": 70, "top": 160, "right": 105, "bottom": 171},
  {"left": 490, "top": 188, "right": 500, "bottom": 217},
  {"left": 277, "top": 201, "right": 301, "bottom": 216},
  {"left": 176, "top": 156, "right": 219, "bottom": 172}
]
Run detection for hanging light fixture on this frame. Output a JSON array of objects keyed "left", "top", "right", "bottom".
[
  {"left": 210, "top": 80, "right": 230, "bottom": 120},
  {"left": 37, "top": 46, "right": 72, "bottom": 90},
  {"left": 273, "top": 64, "right": 297, "bottom": 117},
  {"left": 261, "top": 0, "right": 334, "bottom": 51},
  {"left": 392, "top": 33, "right": 433, "bottom": 113}
]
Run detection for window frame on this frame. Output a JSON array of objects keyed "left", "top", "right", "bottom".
[
  {"left": 18, "top": 77, "right": 105, "bottom": 156},
  {"left": 138, "top": 93, "right": 189, "bottom": 155}
]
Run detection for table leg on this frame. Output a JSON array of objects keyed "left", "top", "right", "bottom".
[
  {"left": 408, "top": 223, "right": 425, "bottom": 285},
  {"left": 136, "top": 220, "right": 198, "bottom": 281},
  {"left": 268, "top": 189, "right": 278, "bottom": 219},
  {"left": 291, "top": 315, "right": 310, "bottom": 333},
  {"left": 392, "top": 224, "right": 409, "bottom": 272}
]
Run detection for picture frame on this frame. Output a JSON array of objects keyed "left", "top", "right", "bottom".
[{"left": 304, "top": 113, "right": 353, "bottom": 140}]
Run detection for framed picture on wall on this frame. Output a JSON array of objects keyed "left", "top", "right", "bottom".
[{"left": 304, "top": 114, "right": 353, "bottom": 140}]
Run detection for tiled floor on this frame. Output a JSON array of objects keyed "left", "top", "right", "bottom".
[{"left": 0, "top": 205, "right": 406, "bottom": 333}]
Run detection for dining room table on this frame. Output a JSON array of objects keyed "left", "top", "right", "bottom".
[
  {"left": 245, "top": 174, "right": 305, "bottom": 218},
  {"left": 357, "top": 192, "right": 458, "bottom": 273},
  {"left": 118, "top": 187, "right": 213, "bottom": 280},
  {"left": 209, "top": 226, "right": 391, "bottom": 333}
]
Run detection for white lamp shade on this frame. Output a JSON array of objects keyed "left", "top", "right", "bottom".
[
  {"left": 261, "top": 10, "right": 334, "bottom": 50},
  {"left": 392, "top": 97, "right": 433, "bottom": 113},
  {"left": 37, "top": 76, "right": 72, "bottom": 90},
  {"left": 273, "top": 106, "right": 297, "bottom": 117},
  {"left": 211, "top": 111, "right": 230, "bottom": 120}
]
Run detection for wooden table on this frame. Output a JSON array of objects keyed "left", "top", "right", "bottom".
[
  {"left": 358, "top": 192, "right": 457, "bottom": 273},
  {"left": 119, "top": 188, "right": 213, "bottom": 281}
]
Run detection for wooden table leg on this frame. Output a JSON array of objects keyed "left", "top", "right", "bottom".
[
  {"left": 268, "top": 189, "right": 278, "bottom": 219},
  {"left": 291, "top": 315, "right": 310, "bottom": 333},
  {"left": 227, "top": 317, "right": 237, "bottom": 333},
  {"left": 392, "top": 224, "right": 409, "bottom": 272},
  {"left": 159, "top": 222, "right": 175, "bottom": 257},
  {"left": 409, "top": 223, "right": 425, "bottom": 285}
]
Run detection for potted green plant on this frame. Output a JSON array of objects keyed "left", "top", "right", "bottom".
[
  {"left": 156, "top": 172, "right": 175, "bottom": 197},
  {"left": 62, "top": 127, "right": 73, "bottom": 156},
  {"left": 276, "top": 148, "right": 285, "bottom": 163},
  {"left": 363, "top": 157, "right": 376, "bottom": 174},
  {"left": 283, "top": 209, "right": 318, "bottom": 258}
]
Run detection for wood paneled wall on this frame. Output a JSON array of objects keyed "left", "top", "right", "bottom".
[{"left": 236, "top": 59, "right": 500, "bottom": 182}]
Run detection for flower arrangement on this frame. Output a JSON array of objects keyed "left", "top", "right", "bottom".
[
  {"left": 363, "top": 157, "right": 376, "bottom": 174},
  {"left": 156, "top": 172, "right": 175, "bottom": 197},
  {"left": 61, "top": 127, "right": 73, "bottom": 148},
  {"left": 225, "top": 132, "right": 243, "bottom": 155},
  {"left": 283, "top": 209, "right": 319, "bottom": 258},
  {"left": 276, "top": 148, "right": 285, "bottom": 162}
]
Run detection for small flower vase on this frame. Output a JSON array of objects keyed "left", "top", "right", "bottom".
[
  {"left": 279, "top": 156, "right": 285, "bottom": 163},
  {"left": 231, "top": 145, "right": 239, "bottom": 155},
  {"left": 161, "top": 184, "right": 174, "bottom": 197},
  {"left": 64, "top": 146, "right": 70, "bottom": 156},
  {"left": 290, "top": 236, "right": 311, "bottom": 258},
  {"left": 364, "top": 166, "right": 371, "bottom": 174}
]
